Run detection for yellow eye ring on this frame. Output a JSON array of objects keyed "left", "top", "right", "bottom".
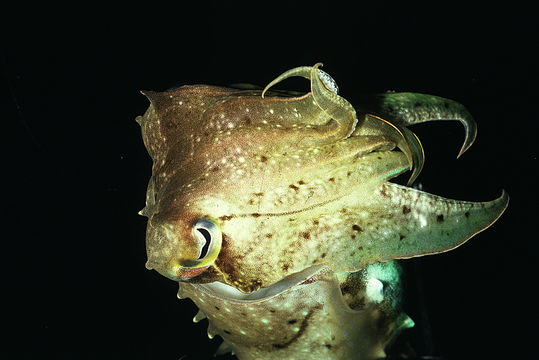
[{"left": 184, "top": 218, "right": 222, "bottom": 269}]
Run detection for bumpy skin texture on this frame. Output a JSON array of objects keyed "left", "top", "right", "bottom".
[{"left": 138, "top": 64, "right": 508, "bottom": 359}]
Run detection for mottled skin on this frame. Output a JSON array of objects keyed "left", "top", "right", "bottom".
[
  {"left": 138, "top": 64, "right": 508, "bottom": 359},
  {"left": 180, "top": 263, "right": 413, "bottom": 360}
]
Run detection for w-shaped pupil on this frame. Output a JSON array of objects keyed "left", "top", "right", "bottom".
[{"left": 197, "top": 228, "right": 212, "bottom": 259}]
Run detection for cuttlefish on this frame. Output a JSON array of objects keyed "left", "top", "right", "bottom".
[{"left": 137, "top": 63, "right": 508, "bottom": 359}]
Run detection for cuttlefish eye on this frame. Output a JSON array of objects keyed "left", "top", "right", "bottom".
[{"left": 177, "top": 218, "right": 222, "bottom": 279}]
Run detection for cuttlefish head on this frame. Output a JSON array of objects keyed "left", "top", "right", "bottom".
[{"left": 138, "top": 63, "right": 509, "bottom": 293}]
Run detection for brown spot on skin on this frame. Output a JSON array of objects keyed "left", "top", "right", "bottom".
[
  {"left": 298, "top": 180, "right": 306, "bottom": 185},
  {"left": 347, "top": 171, "right": 352, "bottom": 177},
  {"left": 379, "top": 187, "right": 388, "bottom": 197},
  {"left": 254, "top": 192, "right": 264, "bottom": 197},
  {"left": 288, "top": 319, "right": 297, "bottom": 324},
  {"left": 350, "top": 251, "right": 356, "bottom": 257},
  {"left": 211, "top": 166, "right": 220, "bottom": 172},
  {"left": 340, "top": 208, "right": 347, "bottom": 213},
  {"left": 219, "top": 215, "right": 234, "bottom": 221},
  {"left": 265, "top": 233, "right": 273, "bottom": 238},
  {"left": 248, "top": 199, "right": 254, "bottom": 205},
  {"left": 402, "top": 205, "right": 411, "bottom": 214},
  {"left": 282, "top": 264, "right": 289, "bottom": 271},
  {"left": 351, "top": 234, "right": 356, "bottom": 239},
  {"left": 313, "top": 219, "right": 319, "bottom": 226},
  {"left": 349, "top": 298, "right": 366, "bottom": 310},
  {"left": 437, "top": 214, "right": 444, "bottom": 223},
  {"left": 329, "top": 177, "right": 335, "bottom": 182},
  {"left": 260, "top": 156, "right": 268, "bottom": 162},
  {"left": 352, "top": 224, "right": 362, "bottom": 232},
  {"left": 301, "top": 232, "right": 310, "bottom": 240},
  {"left": 251, "top": 213, "right": 261, "bottom": 218},
  {"left": 269, "top": 309, "right": 276, "bottom": 313},
  {"left": 321, "top": 252, "right": 327, "bottom": 258},
  {"left": 272, "top": 305, "right": 322, "bottom": 349},
  {"left": 289, "top": 184, "right": 299, "bottom": 191},
  {"left": 288, "top": 218, "right": 295, "bottom": 222}
]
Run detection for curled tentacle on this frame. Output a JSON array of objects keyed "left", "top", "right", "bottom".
[
  {"left": 400, "top": 126, "right": 425, "bottom": 186},
  {"left": 261, "top": 63, "right": 339, "bottom": 97},
  {"left": 262, "top": 63, "right": 357, "bottom": 140},
  {"left": 356, "top": 114, "right": 424, "bottom": 185},
  {"left": 372, "top": 92, "right": 477, "bottom": 158},
  {"left": 309, "top": 63, "right": 358, "bottom": 138}
]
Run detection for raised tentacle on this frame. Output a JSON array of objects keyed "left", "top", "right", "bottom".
[
  {"left": 261, "top": 63, "right": 357, "bottom": 140},
  {"left": 369, "top": 92, "right": 477, "bottom": 158},
  {"left": 309, "top": 63, "right": 358, "bottom": 138},
  {"left": 261, "top": 63, "right": 339, "bottom": 97}
]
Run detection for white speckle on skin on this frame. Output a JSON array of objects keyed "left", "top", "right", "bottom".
[
  {"left": 178, "top": 101, "right": 183, "bottom": 105},
  {"left": 269, "top": 109, "right": 274, "bottom": 114},
  {"left": 418, "top": 213, "right": 427, "bottom": 228}
]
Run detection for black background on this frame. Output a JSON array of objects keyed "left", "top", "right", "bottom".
[{"left": 3, "top": 2, "right": 536, "bottom": 359}]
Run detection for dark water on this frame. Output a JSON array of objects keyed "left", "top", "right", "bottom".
[{"left": 3, "top": 2, "right": 535, "bottom": 359}]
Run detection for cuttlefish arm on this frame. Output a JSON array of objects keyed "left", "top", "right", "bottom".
[
  {"left": 262, "top": 62, "right": 358, "bottom": 141},
  {"left": 364, "top": 92, "right": 477, "bottom": 158},
  {"left": 338, "top": 183, "right": 509, "bottom": 270},
  {"left": 264, "top": 63, "right": 424, "bottom": 183}
]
